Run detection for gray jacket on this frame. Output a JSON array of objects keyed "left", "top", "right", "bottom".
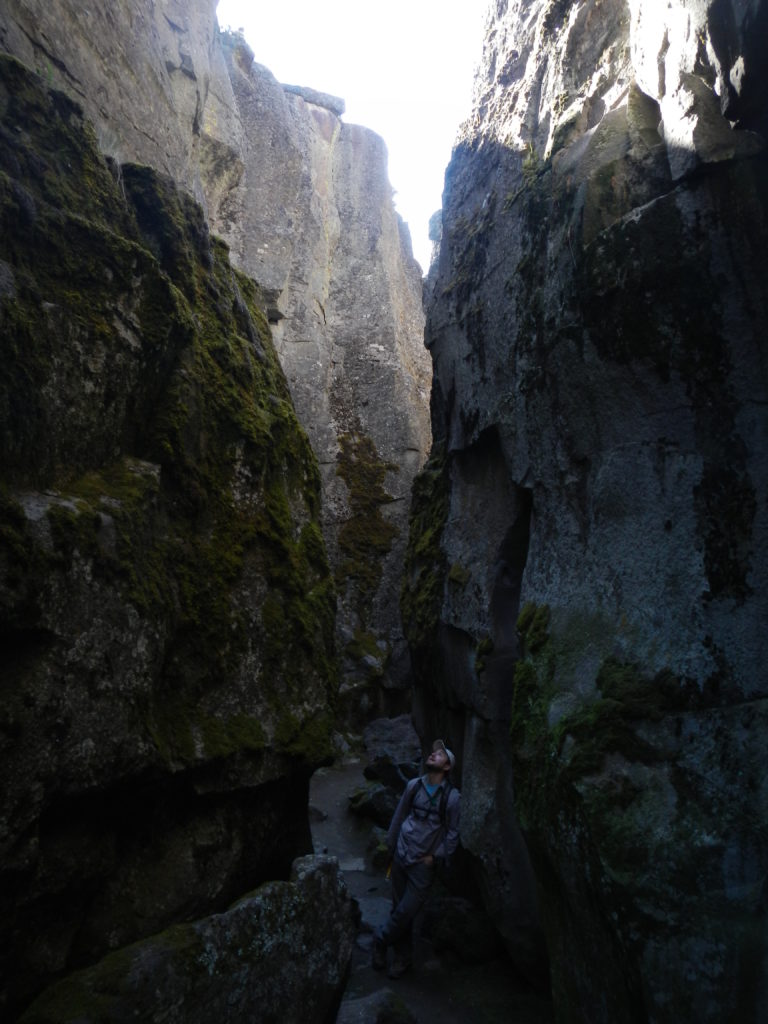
[{"left": 387, "top": 775, "right": 461, "bottom": 867}]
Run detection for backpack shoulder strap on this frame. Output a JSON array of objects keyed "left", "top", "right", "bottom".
[
  {"left": 438, "top": 779, "right": 452, "bottom": 827},
  {"left": 404, "top": 776, "right": 422, "bottom": 813}
]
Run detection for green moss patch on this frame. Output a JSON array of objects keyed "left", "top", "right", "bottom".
[
  {"left": 274, "top": 708, "right": 334, "bottom": 765},
  {"left": 509, "top": 604, "right": 691, "bottom": 829},
  {"left": 400, "top": 446, "right": 450, "bottom": 661},
  {"left": 335, "top": 430, "right": 398, "bottom": 597},
  {"left": 0, "top": 56, "right": 337, "bottom": 774},
  {"left": 334, "top": 429, "right": 399, "bottom": 672},
  {"left": 517, "top": 601, "right": 551, "bottom": 653},
  {"left": 447, "top": 562, "right": 471, "bottom": 587}
]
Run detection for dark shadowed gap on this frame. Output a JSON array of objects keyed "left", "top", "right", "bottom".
[{"left": 491, "top": 485, "right": 533, "bottom": 654}]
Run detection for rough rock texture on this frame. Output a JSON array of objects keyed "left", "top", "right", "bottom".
[
  {"left": 217, "top": 35, "right": 431, "bottom": 715},
  {"left": 0, "top": 0, "right": 241, "bottom": 208},
  {"left": 0, "top": 56, "right": 336, "bottom": 1019},
  {"left": 362, "top": 713, "right": 422, "bottom": 767},
  {"left": 336, "top": 989, "right": 417, "bottom": 1024},
  {"left": 18, "top": 856, "right": 358, "bottom": 1024},
  {"left": 407, "top": 1, "right": 768, "bottom": 1021},
  {"left": 0, "top": 0, "right": 433, "bottom": 715},
  {"left": 282, "top": 83, "right": 346, "bottom": 115}
]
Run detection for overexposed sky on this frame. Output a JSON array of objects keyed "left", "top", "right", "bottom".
[{"left": 215, "top": 1, "right": 488, "bottom": 272}]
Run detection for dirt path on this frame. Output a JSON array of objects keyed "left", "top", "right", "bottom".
[{"left": 310, "top": 760, "right": 554, "bottom": 1024}]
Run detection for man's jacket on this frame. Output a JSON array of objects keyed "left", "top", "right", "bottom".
[{"left": 386, "top": 776, "right": 461, "bottom": 867}]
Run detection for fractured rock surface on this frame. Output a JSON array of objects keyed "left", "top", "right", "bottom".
[
  {"left": 19, "top": 857, "right": 357, "bottom": 1024},
  {"left": 409, "top": 1, "right": 768, "bottom": 1020},
  {"left": 0, "top": 55, "right": 336, "bottom": 1018},
  {"left": 218, "top": 34, "right": 431, "bottom": 707},
  {"left": 0, "top": 0, "right": 432, "bottom": 709},
  {"left": 0, "top": 2, "right": 431, "bottom": 1015}
]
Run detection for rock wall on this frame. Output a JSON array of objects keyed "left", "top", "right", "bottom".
[
  {"left": 0, "top": 0, "right": 432, "bottom": 716},
  {"left": 407, "top": 1, "right": 768, "bottom": 1020},
  {"left": 0, "top": 55, "right": 339, "bottom": 1019},
  {"left": 0, "top": 1, "right": 431, "bottom": 1013},
  {"left": 218, "top": 35, "right": 431, "bottom": 716},
  {"left": 0, "top": 0, "right": 239, "bottom": 203}
]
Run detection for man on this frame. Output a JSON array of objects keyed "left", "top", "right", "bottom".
[{"left": 372, "top": 738, "right": 460, "bottom": 979}]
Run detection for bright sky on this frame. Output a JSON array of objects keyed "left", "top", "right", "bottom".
[{"left": 215, "top": 1, "right": 488, "bottom": 272}]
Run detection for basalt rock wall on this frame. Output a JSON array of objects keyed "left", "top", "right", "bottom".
[
  {"left": 0, "top": 0, "right": 432, "bottom": 717},
  {"left": 0, "top": 0, "right": 240, "bottom": 203},
  {"left": 0, "top": 55, "right": 339, "bottom": 1019},
  {"left": 407, "top": 1, "right": 768, "bottom": 1020},
  {"left": 219, "top": 36, "right": 431, "bottom": 716}
]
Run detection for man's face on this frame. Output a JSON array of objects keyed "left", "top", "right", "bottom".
[{"left": 426, "top": 747, "right": 450, "bottom": 772}]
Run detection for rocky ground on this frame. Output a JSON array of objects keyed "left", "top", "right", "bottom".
[{"left": 309, "top": 730, "right": 554, "bottom": 1024}]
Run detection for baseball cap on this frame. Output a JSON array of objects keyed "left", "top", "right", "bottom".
[{"left": 432, "top": 738, "right": 456, "bottom": 770}]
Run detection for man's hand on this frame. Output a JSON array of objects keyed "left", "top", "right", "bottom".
[{"left": 421, "top": 854, "right": 434, "bottom": 866}]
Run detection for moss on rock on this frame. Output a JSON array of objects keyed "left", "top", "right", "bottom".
[
  {"left": 517, "top": 601, "right": 551, "bottom": 653},
  {"left": 335, "top": 430, "right": 398, "bottom": 597},
  {"left": 508, "top": 606, "right": 768, "bottom": 1019},
  {"left": 510, "top": 620, "right": 687, "bottom": 831},
  {"left": 401, "top": 446, "right": 450, "bottom": 660},
  {"left": 0, "top": 55, "right": 338, "bottom": 1010},
  {"left": 334, "top": 429, "right": 398, "bottom": 674}
]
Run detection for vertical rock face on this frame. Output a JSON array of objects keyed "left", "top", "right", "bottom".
[
  {"left": 0, "top": 55, "right": 338, "bottom": 1018},
  {"left": 217, "top": 35, "right": 431, "bottom": 714},
  {"left": 0, "top": 0, "right": 431, "bottom": 713},
  {"left": 408, "top": 1, "right": 768, "bottom": 1020},
  {"left": 0, "top": 0, "right": 242, "bottom": 206},
  {"left": 0, "top": 1, "right": 429, "bottom": 1015}
]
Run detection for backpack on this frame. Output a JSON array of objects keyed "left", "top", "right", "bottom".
[{"left": 405, "top": 776, "right": 453, "bottom": 827}]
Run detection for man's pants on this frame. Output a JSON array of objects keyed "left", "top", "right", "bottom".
[{"left": 379, "top": 858, "right": 433, "bottom": 962}]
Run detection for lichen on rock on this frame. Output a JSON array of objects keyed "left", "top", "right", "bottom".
[{"left": 18, "top": 856, "right": 358, "bottom": 1024}]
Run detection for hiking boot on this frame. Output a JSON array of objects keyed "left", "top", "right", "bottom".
[
  {"left": 371, "top": 937, "right": 387, "bottom": 971},
  {"left": 387, "top": 954, "right": 411, "bottom": 979}
]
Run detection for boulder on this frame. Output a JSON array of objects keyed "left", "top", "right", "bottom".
[
  {"left": 348, "top": 784, "right": 399, "bottom": 830},
  {"left": 336, "top": 989, "right": 417, "bottom": 1024},
  {"left": 364, "top": 755, "right": 412, "bottom": 792},
  {"left": 19, "top": 857, "right": 358, "bottom": 1024},
  {"left": 363, "top": 714, "right": 422, "bottom": 768}
]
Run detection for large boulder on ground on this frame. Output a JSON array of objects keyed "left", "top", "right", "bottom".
[
  {"left": 362, "top": 715, "right": 422, "bottom": 769},
  {"left": 364, "top": 755, "right": 413, "bottom": 792},
  {"left": 348, "top": 783, "right": 400, "bottom": 830},
  {"left": 19, "top": 857, "right": 358, "bottom": 1024}
]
